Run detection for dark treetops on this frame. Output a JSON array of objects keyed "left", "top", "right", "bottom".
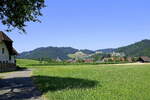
[{"left": 0, "top": 0, "right": 45, "bottom": 33}]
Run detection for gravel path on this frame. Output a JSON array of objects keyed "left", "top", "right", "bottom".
[{"left": 0, "top": 69, "right": 43, "bottom": 100}]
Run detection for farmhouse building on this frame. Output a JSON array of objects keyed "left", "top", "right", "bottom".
[
  {"left": 138, "top": 56, "right": 150, "bottom": 63},
  {"left": 0, "top": 31, "right": 18, "bottom": 64}
]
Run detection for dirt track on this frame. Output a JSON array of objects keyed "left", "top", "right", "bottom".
[{"left": 0, "top": 69, "right": 43, "bottom": 100}]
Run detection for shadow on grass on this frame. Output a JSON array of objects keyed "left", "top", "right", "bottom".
[
  {"left": 33, "top": 76, "right": 99, "bottom": 93},
  {"left": 0, "top": 75, "right": 98, "bottom": 100},
  {"left": 0, "top": 76, "right": 41, "bottom": 100}
]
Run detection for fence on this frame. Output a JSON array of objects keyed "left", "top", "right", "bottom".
[{"left": 0, "top": 63, "right": 17, "bottom": 72}]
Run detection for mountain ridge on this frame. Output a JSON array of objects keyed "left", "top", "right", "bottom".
[
  {"left": 116, "top": 39, "right": 150, "bottom": 57},
  {"left": 18, "top": 39, "right": 150, "bottom": 60}
]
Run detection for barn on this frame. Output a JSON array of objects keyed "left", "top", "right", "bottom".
[{"left": 138, "top": 56, "right": 150, "bottom": 63}]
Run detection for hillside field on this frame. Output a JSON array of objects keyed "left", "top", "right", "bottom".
[
  {"left": 17, "top": 59, "right": 150, "bottom": 100},
  {"left": 17, "top": 59, "right": 40, "bottom": 67}
]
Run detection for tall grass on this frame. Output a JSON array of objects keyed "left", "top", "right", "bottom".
[
  {"left": 32, "top": 64, "right": 150, "bottom": 100},
  {"left": 17, "top": 59, "right": 150, "bottom": 100}
]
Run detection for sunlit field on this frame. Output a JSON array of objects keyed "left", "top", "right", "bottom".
[{"left": 17, "top": 59, "right": 150, "bottom": 100}]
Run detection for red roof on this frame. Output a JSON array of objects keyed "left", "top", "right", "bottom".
[{"left": 0, "top": 31, "right": 13, "bottom": 42}]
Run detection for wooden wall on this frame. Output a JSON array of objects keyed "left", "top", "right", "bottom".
[{"left": 0, "top": 63, "right": 17, "bottom": 72}]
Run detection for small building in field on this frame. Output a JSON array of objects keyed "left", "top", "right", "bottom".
[
  {"left": 0, "top": 31, "right": 18, "bottom": 64},
  {"left": 138, "top": 56, "right": 150, "bottom": 63}
]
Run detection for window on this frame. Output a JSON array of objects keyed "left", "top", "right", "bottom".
[
  {"left": 2, "top": 48, "right": 4, "bottom": 54},
  {"left": 9, "top": 56, "right": 11, "bottom": 60}
]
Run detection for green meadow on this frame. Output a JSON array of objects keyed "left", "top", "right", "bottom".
[
  {"left": 17, "top": 59, "right": 40, "bottom": 67},
  {"left": 17, "top": 59, "right": 150, "bottom": 100}
]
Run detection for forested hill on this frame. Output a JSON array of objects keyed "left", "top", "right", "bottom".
[
  {"left": 96, "top": 48, "right": 115, "bottom": 53},
  {"left": 18, "top": 47, "right": 114, "bottom": 60},
  {"left": 116, "top": 39, "right": 150, "bottom": 57},
  {"left": 18, "top": 47, "right": 95, "bottom": 60},
  {"left": 18, "top": 47, "right": 79, "bottom": 60},
  {"left": 18, "top": 39, "right": 150, "bottom": 60}
]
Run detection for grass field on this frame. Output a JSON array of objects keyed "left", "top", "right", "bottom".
[
  {"left": 17, "top": 59, "right": 40, "bottom": 67},
  {"left": 17, "top": 59, "right": 150, "bottom": 100}
]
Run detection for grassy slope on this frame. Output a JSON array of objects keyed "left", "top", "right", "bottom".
[
  {"left": 17, "top": 59, "right": 40, "bottom": 67},
  {"left": 17, "top": 59, "right": 150, "bottom": 100}
]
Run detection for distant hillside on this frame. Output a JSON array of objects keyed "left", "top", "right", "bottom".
[
  {"left": 80, "top": 49, "right": 95, "bottom": 54},
  {"left": 18, "top": 39, "right": 150, "bottom": 60},
  {"left": 18, "top": 47, "right": 95, "bottom": 60},
  {"left": 18, "top": 47, "right": 78, "bottom": 60},
  {"left": 68, "top": 51, "right": 88, "bottom": 59},
  {"left": 96, "top": 48, "right": 115, "bottom": 53},
  {"left": 116, "top": 39, "right": 150, "bottom": 57}
]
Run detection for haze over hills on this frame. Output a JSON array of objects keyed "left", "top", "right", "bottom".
[{"left": 18, "top": 39, "right": 150, "bottom": 60}]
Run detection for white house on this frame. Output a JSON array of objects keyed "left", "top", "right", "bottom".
[{"left": 0, "top": 31, "right": 18, "bottom": 64}]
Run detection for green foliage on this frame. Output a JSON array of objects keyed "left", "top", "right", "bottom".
[
  {"left": 32, "top": 64, "right": 150, "bottom": 100},
  {"left": 0, "top": 0, "right": 45, "bottom": 33},
  {"left": 116, "top": 39, "right": 150, "bottom": 57}
]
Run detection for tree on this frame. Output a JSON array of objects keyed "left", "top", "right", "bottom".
[{"left": 0, "top": 0, "right": 45, "bottom": 33}]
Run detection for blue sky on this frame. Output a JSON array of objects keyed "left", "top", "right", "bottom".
[{"left": 0, "top": 0, "right": 150, "bottom": 52}]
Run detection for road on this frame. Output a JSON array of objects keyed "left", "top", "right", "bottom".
[{"left": 0, "top": 69, "right": 43, "bottom": 100}]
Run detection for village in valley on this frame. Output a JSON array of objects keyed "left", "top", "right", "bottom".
[
  {"left": 62, "top": 51, "right": 150, "bottom": 63},
  {"left": 39, "top": 49, "right": 150, "bottom": 64}
]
